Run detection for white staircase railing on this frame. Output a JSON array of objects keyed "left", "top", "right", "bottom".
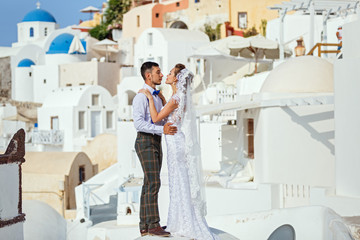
[
  {"left": 32, "top": 129, "right": 64, "bottom": 145},
  {"left": 82, "top": 183, "right": 104, "bottom": 219},
  {"left": 75, "top": 163, "right": 121, "bottom": 220}
]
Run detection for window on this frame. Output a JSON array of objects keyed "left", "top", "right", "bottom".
[
  {"left": 78, "top": 111, "right": 85, "bottom": 130},
  {"left": 196, "top": 59, "right": 201, "bottom": 74},
  {"left": 44, "top": 27, "right": 48, "bottom": 36},
  {"left": 29, "top": 72, "right": 32, "bottom": 77},
  {"left": 155, "top": 13, "right": 159, "bottom": 18},
  {"left": 79, "top": 83, "right": 85, "bottom": 86},
  {"left": 148, "top": 33, "right": 153, "bottom": 46},
  {"left": 92, "top": 94, "right": 99, "bottom": 106},
  {"left": 238, "top": 12, "right": 248, "bottom": 29},
  {"left": 106, "top": 111, "right": 113, "bottom": 129},
  {"left": 51, "top": 116, "right": 59, "bottom": 130},
  {"left": 176, "top": 2, "right": 180, "bottom": 7},
  {"left": 43, "top": 79, "right": 46, "bottom": 84},
  {"left": 246, "top": 118, "right": 254, "bottom": 159},
  {"left": 30, "top": 27, "right": 34, "bottom": 37},
  {"left": 137, "top": 15, "right": 140, "bottom": 27},
  {"left": 66, "top": 83, "right": 71, "bottom": 86},
  {"left": 157, "top": 57, "right": 162, "bottom": 70},
  {"left": 79, "top": 166, "right": 85, "bottom": 184}
]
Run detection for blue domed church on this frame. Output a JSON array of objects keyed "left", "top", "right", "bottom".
[
  {"left": 6, "top": 3, "right": 89, "bottom": 103},
  {"left": 15, "top": 3, "right": 58, "bottom": 47}
]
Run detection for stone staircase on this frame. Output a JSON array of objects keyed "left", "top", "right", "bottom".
[{"left": 90, "top": 194, "right": 117, "bottom": 225}]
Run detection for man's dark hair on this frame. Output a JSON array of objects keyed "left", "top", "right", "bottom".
[{"left": 140, "top": 62, "right": 159, "bottom": 80}]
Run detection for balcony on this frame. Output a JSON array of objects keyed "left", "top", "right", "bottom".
[{"left": 32, "top": 130, "right": 64, "bottom": 145}]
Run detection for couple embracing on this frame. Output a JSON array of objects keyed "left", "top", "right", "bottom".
[{"left": 133, "top": 62, "right": 218, "bottom": 239}]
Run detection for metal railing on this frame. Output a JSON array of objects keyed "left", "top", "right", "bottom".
[
  {"left": 82, "top": 183, "right": 104, "bottom": 219},
  {"left": 217, "top": 89, "right": 237, "bottom": 119},
  {"left": 32, "top": 129, "right": 64, "bottom": 145}
]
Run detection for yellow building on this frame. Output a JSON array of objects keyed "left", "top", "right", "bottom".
[
  {"left": 227, "top": 0, "right": 285, "bottom": 36},
  {"left": 122, "top": 0, "right": 287, "bottom": 41},
  {"left": 22, "top": 152, "right": 97, "bottom": 219},
  {"left": 123, "top": 0, "right": 229, "bottom": 42},
  {"left": 79, "top": 12, "right": 102, "bottom": 28}
]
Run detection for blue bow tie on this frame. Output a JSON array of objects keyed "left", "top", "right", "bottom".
[{"left": 152, "top": 90, "right": 160, "bottom": 96}]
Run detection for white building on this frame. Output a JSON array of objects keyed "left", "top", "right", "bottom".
[
  {"left": 13, "top": 5, "right": 59, "bottom": 48},
  {"left": 0, "top": 4, "right": 124, "bottom": 153},
  {"left": 310, "top": 15, "right": 360, "bottom": 217},
  {"left": 134, "top": 28, "right": 209, "bottom": 76},
  {"left": 36, "top": 85, "right": 117, "bottom": 151},
  {"left": 7, "top": 4, "right": 122, "bottom": 104},
  {"left": 118, "top": 27, "right": 210, "bottom": 119},
  {"left": 0, "top": 4, "right": 89, "bottom": 104}
]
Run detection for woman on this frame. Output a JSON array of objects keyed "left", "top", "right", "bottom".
[{"left": 139, "top": 64, "right": 218, "bottom": 240}]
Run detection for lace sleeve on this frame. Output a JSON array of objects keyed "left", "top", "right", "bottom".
[{"left": 170, "top": 94, "right": 180, "bottom": 105}]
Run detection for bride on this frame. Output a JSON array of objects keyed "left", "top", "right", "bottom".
[{"left": 139, "top": 64, "right": 218, "bottom": 240}]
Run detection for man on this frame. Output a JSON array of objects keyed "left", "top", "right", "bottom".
[
  {"left": 336, "top": 26, "right": 342, "bottom": 51},
  {"left": 133, "top": 61, "right": 177, "bottom": 237}
]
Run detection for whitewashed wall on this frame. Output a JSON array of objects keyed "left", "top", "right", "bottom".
[
  {"left": 16, "top": 21, "right": 56, "bottom": 45},
  {"left": 14, "top": 67, "right": 33, "bottom": 102},
  {"left": 334, "top": 19, "right": 360, "bottom": 197},
  {"left": 38, "top": 86, "right": 116, "bottom": 151},
  {"left": 33, "top": 64, "right": 59, "bottom": 103},
  {"left": 117, "top": 76, "right": 143, "bottom": 120},
  {"left": 254, "top": 104, "right": 335, "bottom": 187},
  {"left": 45, "top": 54, "right": 85, "bottom": 66}
]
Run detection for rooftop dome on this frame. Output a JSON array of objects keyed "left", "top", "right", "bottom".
[
  {"left": 17, "top": 58, "right": 35, "bottom": 67},
  {"left": 261, "top": 56, "right": 333, "bottom": 93},
  {"left": 22, "top": 9, "right": 56, "bottom": 23},
  {"left": 23, "top": 200, "right": 66, "bottom": 240},
  {"left": 170, "top": 21, "right": 188, "bottom": 29},
  {"left": 47, "top": 33, "right": 74, "bottom": 54}
]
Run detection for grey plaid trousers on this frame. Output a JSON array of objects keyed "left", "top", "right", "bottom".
[{"left": 135, "top": 132, "right": 163, "bottom": 230}]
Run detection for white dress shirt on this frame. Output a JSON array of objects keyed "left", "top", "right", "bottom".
[{"left": 133, "top": 84, "right": 165, "bottom": 136}]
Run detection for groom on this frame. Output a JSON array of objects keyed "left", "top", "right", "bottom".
[{"left": 133, "top": 61, "right": 177, "bottom": 237}]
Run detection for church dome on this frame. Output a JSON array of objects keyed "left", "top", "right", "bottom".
[
  {"left": 17, "top": 59, "right": 35, "bottom": 67},
  {"left": 22, "top": 9, "right": 56, "bottom": 23},
  {"left": 261, "top": 56, "right": 333, "bottom": 93},
  {"left": 47, "top": 33, "right": 74, "bottom": 54}
]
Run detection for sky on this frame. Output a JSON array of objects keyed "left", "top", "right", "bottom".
[{"left": 0, "top": 0, "right": 105, "bottom": 47}]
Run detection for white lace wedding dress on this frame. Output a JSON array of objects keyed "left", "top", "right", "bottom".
[{"left": 165, "top": 93, "right": 218, "bottom": 240}]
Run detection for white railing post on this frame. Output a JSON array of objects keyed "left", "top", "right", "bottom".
[{"left": 82, "top": 183, "right": 105, "bottom": 219}]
